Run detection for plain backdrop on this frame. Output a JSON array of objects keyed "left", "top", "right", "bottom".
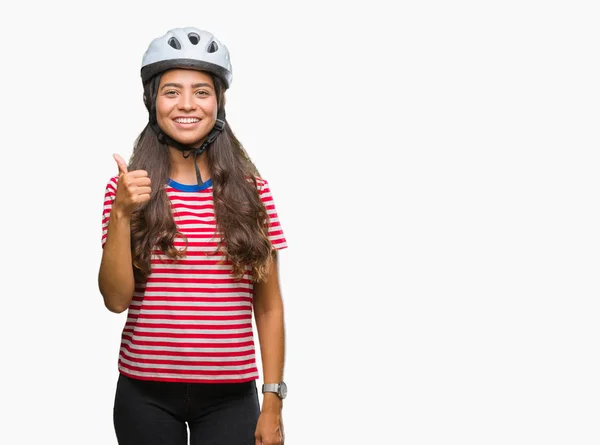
[{"left": 1, "top": 0, "right": 599, "bottom": 444}]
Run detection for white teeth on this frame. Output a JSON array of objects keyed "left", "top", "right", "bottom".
[{"left": 175, "top": 118, "right": 200, "bottom": 123}]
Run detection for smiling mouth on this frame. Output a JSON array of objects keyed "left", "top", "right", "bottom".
[{"left": 174, "top": 117, "right": 201, "bottom": 124}]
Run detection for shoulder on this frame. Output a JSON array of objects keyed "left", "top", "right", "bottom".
[
  {"left": 103, "top": 175, "right": 119, "bottom": 194},
  {"left": 253, "top": 176, "right": 270, "bottom": 193},
  {"left": 106, "top": 175, "right": 119, "bottom": 185}
]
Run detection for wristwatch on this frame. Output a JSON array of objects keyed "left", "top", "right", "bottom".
[{"left": 262, "top": 381, "right": 287, "bottom": 399}]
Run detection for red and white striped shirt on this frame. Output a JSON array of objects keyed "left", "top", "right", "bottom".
[{"left": 101, "top": 176, "right": 287, "bottom": 383}]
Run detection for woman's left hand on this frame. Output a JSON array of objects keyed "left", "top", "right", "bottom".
[{"left": 254, "top": 410, "right": 284, "bottom": 445}]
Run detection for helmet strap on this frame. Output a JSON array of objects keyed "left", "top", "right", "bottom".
[{"left": 149, "top": 108, "right": 226, "bottom": 185}]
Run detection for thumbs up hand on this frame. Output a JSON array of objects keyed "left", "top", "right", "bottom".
[{"left": 112, "top": 154, "right": 152, "bottom": 216}]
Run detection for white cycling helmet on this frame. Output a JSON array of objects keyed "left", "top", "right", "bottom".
[{"left": 141, "top": 27, "right": 233, "bottom": 88}]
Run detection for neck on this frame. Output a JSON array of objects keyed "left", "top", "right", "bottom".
[{"left": 168, "top": 146, "right": 211, "bottom": 184}]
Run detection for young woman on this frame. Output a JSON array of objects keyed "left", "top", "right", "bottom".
[{"left": 98, "top": 27, "right": 288, "bottom": 445}]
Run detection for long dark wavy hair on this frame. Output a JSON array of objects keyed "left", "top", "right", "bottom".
[{"left": 127, "top": 72, "right": 273, "bottom": 284}]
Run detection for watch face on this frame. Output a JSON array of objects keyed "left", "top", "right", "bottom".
[{"left": 279, "top": 382, "right": 288, "bottom": 399}]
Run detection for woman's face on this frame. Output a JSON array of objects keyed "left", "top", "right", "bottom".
[{"left": 156, "top": 69, "right": 218, "bottom": 147}]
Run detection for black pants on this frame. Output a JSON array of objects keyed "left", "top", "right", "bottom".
[{"left": 113, "top": 373, "right": 260, "bottom": 445}]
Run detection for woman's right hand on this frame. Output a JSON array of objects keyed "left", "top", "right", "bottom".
[{"left": 112, "top": 153, "right": 152, "bottom": 216}]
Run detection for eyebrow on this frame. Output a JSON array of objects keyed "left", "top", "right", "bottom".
[{"left": 160, "top": 82, "right": 213, "bottom": 90}]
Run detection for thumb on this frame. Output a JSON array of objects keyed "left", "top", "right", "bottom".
[{"left": 113, "top": 153, "right": 128, "bottom": 175}]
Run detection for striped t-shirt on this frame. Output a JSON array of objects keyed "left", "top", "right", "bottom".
[{"left": 101, "top": 175, "right": 287, "bottom": 383}]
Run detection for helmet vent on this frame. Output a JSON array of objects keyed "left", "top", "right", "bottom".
[
  {"left": 188, "top": 33, "right": 200, "bottom": 45},
  {"left": 207, "top": 41, "right": 219, "bottom": 53},
  {"left": 168, "top": 37, "right": 182, "bottom": 50}
]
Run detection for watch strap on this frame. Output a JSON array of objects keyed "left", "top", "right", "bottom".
[{"left": 262, "top": 383, "right": 279, "bottom": 393}]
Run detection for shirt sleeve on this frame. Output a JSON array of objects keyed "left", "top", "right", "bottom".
[
  {"left": 101, "top": 176, "right": 119, "bottom": 248},
  {"left": 258, "top": 178, "right": 288, "bottom": 251}
]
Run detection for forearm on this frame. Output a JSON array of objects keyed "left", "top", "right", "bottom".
[
  {"left": 255, "top": 307, "right": 285, "bottom": 410},
  {"left": 98, "top": 211, "right": 135, "bottom": 313}
]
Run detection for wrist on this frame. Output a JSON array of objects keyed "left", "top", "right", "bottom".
[
  {"left": 261, "top": 381, "right": 287, "bottom": 400},
  {"left": 261, "top": 392, "right": 283, "bottom": 411},
  {"left": 112, "top": 206, "right": 132, "bottom": 221}
]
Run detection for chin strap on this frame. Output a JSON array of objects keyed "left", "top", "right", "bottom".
[{"left": 180, "top": 117, "right": 225, "bottom": 185}]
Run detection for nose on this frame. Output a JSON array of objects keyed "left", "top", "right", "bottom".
[{"left": 178, "top": 92, "right": 196, "bottom": 111}]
